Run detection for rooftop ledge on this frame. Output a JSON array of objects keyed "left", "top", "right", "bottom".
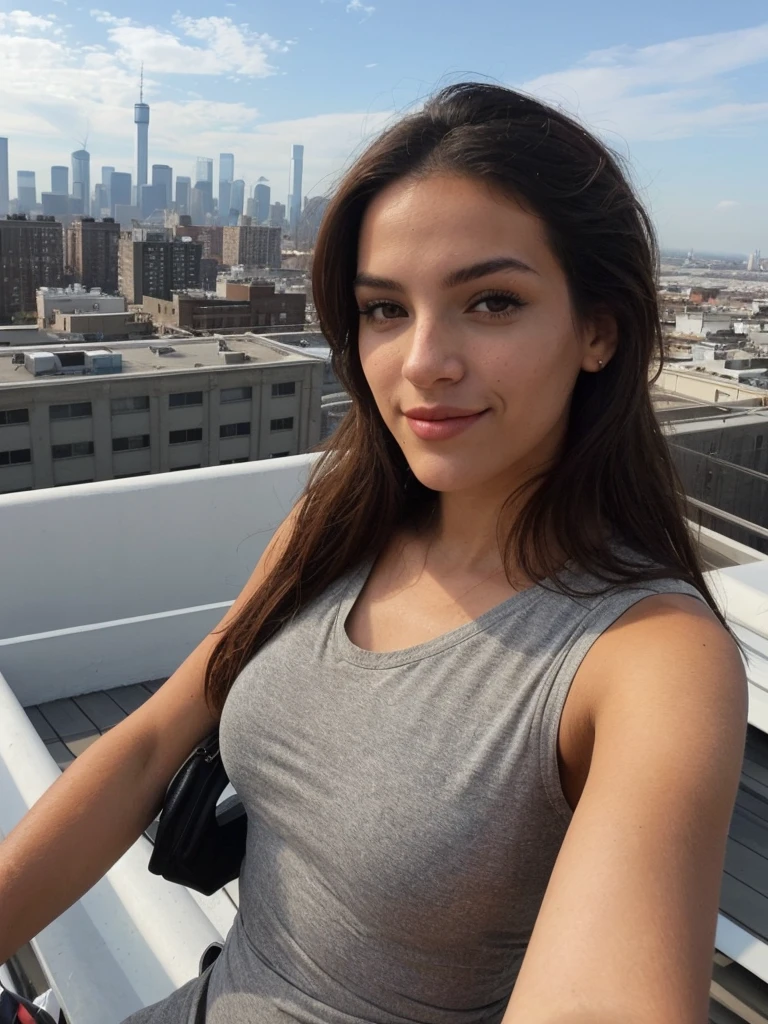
[{"left": 2, "top": 456, "right": 768, "bottom": 1021}]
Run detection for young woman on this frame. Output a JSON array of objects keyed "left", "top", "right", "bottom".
[{"left": 0, "top": 83, "right": 747, "bottom": 1024}]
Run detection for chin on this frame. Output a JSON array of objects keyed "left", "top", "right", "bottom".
[{"left": 405, "top": 455, "right": 497, "bottom": 494}]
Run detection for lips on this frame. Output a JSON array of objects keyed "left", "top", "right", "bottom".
[{"left": 403, "top": 408, "right": 489, "bottom": 441}]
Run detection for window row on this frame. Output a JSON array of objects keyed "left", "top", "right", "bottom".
[
  {"left": 4, "top": 385, "right": 300, "bottom": 426},
  {"left": 0, "top": 448, "right": 31, "bottom": 466}
]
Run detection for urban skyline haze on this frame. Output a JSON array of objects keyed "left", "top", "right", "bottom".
[{"left": 1, "top": 0, "right": 767, "bottom": 252}]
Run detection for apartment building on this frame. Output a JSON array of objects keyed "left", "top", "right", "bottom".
[
  {"left": 0, "top": 215, "right": 63, "bottom": 322},
  {"left": 222, "top": 225, "right": 282, "bottom": 269},
  {"left": 118, "top": 232, "right": 202, "bottom": 304},
  {"left": 66, "top": 217, "right": 120, "bottom": 293},
  {"left": 0, "top": 334, "right": 324, "bottom": 492}
]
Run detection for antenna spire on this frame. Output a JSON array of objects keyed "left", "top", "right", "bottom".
[{"left": 140, "top": 62, "right": 144, "bottom": 103}]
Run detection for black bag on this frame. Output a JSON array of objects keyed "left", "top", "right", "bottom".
[
  {"left": 147, "top": 731, "right": 247, "bottom": 896},
  {"left": 0, "top": 987, "right": 57, "bottom": 1024}
]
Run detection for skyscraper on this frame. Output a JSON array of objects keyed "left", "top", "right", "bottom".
[
  {"left": 229, "top": 179, "right": 245, "bottom": 223},
  {"left": 134, "top": 67, "right": 150, "bottom": 195},
  {"left": 0, "top": 138, "right": 8, "bottom": 216},
  {"left": 0, "top": 216, "right": 63, "bottom": 321},
  {"left": 255, "top": 183, "right": 271, "bottom": 225},
  {"left": 289, "top": 144, "right": 304, "bottom": 239},
  {"left": 111, "top": 171, "right": 132, "bottom": 212},
  {"left": 93, "top": 183, "right": 109, "bottom": 216},
  {"left": 101, "top": 165, "right": 114, "bottom": 209},
  {"left": 175, "top": 176, "right": 191, "bottom": 216},
  {"left": 67, "top": 217, "right": 120, "bottom": 292},
  {"left": 195, "top": 157, "right": 213, "bottom": 184},
  {"left": 72, "top": 149, "right": 91, "bottom": 217},
  {"left": 152, "top": 164, "right": 173, "bottom": 209},
  {"left": 16, "top": 171, "right": 37, "bottom": 213},
  {"left": 51, "top": 166, "right": 68, "bottom": 195},
  {"left": 218, "top": 153, "right": 234, "bottom": 225}
]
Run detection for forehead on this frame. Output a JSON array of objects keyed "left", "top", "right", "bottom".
[{"left": 356, "top": 173, "right": 552, "bottom": 273}]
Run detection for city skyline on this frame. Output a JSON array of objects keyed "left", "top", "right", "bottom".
[{"left": 1, "top": 1, "right": 767, "bottom": 251}]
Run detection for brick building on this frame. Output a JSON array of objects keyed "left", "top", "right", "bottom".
[
  {"left": 0, "top": 215, "right": 63, "bottom": 322},
  {"left": 143, "top": 280, "right": 305, "bottom": 334},
  {"left": 119, "top": 233, "right": 202, "bottom": 304},
  {"left": 222, "top": 225, "right": 281, "bottom": 270},
  {"left": 174, "top": 224, "right": 224, "bottom": 263},
  {"left": 66, "top": 217, "right": 120, "bottom": 294}
]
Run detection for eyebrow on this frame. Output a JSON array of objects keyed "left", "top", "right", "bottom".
[{"left": 352, "top": 256, "right": 538, "bottom": 292}]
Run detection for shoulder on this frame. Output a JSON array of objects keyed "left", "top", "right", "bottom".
[{"left": 579, "top": 586, "right": 747, "bottom": 765}]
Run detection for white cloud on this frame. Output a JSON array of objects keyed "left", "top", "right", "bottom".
[
  {"left": 346, "top": 0, "right": 375, "bottom": 18},
  {"left": 0, "top": 10, "right": 60, "bottom": 32},
  {"left": 715, "top": 200, "right": 739, "bottom": 210},
  {"left": 365, "top": 62, "right": 377, "bottom": 68},
  {"left": 520, "top": 23, "right": 768, "bottom": 141}
]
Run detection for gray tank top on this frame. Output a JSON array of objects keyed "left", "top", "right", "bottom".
[{"left": 198, "top": 552, "right": 705, "bottom": 1024}]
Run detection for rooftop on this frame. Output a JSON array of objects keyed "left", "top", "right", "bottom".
[{"left": 0, "top": 334, "right": 321, "bottom": 388}]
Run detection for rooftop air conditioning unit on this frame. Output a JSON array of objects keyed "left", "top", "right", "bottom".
[
  {"left": 221, "top": 351, "right": 247, "bottom": 364},
  {"left": 11, "top": 352, "right": 25, "bottom": 364}
]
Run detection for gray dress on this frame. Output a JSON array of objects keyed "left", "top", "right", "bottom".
[{"left": 121, "top": 552, "right": 704, "bottom": 1024}]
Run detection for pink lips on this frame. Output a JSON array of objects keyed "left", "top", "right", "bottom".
[{"left": 403, "top": 407, "right": 489, "bottom": 441}]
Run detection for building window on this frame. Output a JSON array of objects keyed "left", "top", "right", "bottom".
[
  {"left": 169, "top": 428, "right": 203, "bottom": 445},
  {"left": 170, "top": 464, "right": 201, "bottom": 471},
  {"left": 0, "top": 408, "right": 29, "bottom": 426},
  {"left": 219, "top": 422, "right": 251, "bottom": 438},
  {"left": 269, "top": 451, "right": 291, "bottom": 458},
  {"left": 112, "top": 396, "right": 150, "bottom": 414},
  {"left": 270, "top": 417, "right": 294, "bottom": 432},
  {"left": 50, "top": 401, "right": 92, "bottom": 420},
  {"left": 271, "top": 381, "right": 296, "bottom": 398},
  {"left": 0, "top": 448, "right": 32, "bottom": 466},
  {"left": 220, "top": 457, "right": 249, "bottom": 464},
  {"left": 220, "top": 386, "right": 252, "bottom": 403},
  {"left": 112, "top": 434, "right": 150, "bottom": 452},
  {"left": 278, "top": 312, "right": 287, "bottom": 324},
  {"left": 52, "top": 441, "right": 95, "bottom": 459},
  {"left": 115, "top": 471, "right": 151, "bottom": 478},
  {"left": 169, "top": 391, "right": 203, "bottom": 408}
]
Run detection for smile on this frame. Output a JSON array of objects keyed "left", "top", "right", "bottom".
[{"left": 404, "top": 409, "right": 489, "bottom": 441}]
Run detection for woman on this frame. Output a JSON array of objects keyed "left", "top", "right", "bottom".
[{"left": 0, "top": 83, "right": 747, "bottom": 1024}]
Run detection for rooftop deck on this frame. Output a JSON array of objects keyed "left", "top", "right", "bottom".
[{"left": 2, "top": 455, "right": 768, "bottom": 1022}]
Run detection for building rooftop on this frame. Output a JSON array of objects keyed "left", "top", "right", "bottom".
[{"left": 0, "top": 333, "right": 322, "bottom": 388}]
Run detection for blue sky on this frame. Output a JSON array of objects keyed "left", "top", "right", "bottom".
[{"left": 1, "top": 0, "right": 767, "bottom": 253}]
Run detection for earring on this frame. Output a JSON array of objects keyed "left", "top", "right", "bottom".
[{"left": 597, "top": 359, "right": 604, "bottom": 369}]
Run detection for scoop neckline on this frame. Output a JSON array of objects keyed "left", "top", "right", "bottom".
[{"left": 332, "top": 552, "right": 552, "bottom": 669}]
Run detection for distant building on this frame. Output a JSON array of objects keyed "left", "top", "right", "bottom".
[
  {"left": 41, "top": 193, "right": 70, "bottom": 218},
  {"left": 111, "top": 172, "right": 132, "bottom": 216},
  {"left": 229, "top": 180, "right": 245, "bottom": 224},
  {"left": 289, "top": 144, "right": 304, "bottom": 239},
  {"left": 151, "top": 165, "right": 173, "bottom": 210},
  {"left": 269, "top": 201, "right": 286, "bottom": 230},
  {"left": 195, "top": 158, "right": 213, "bottom": 184},
  {"left": 16, "top": 171, "right": 37, "bottom": 214},
  {"left": 0, "top": 215, "right": 64, "bottom": 322},
  {"left": 101, "top": 166, "right": 114, "bottom": 210},
  {"left": 71, "top": 149, "right": 91, "bottom": 218},
  {"left": 191, "top": 180, "right": 214, "bottom": 222},
  {"left": 255, "top": 183, "right": 270, "bottom": 225},
  {"left": 118, "top": 232, "right": 202, "bottom": 303},
  {"left": 37, "top": 286, "right": 126, "bottom": 328},
  {"left": 50, "top": 310, "right": 153, "bottom": 340},
  {"left": 134, "top": 86, "right": 150, "bottom": 193},
  {"left": 222, "top": 225, "right": 282, "bottom": 269},
  {"left": 92, "top": 184, "right": 109, "bottom": 217},
  {"left": 0, "top": 139, "right": 8, "bottom": 216},
  {"left": 51, "top": 166, "right": 68, "bottom": 195},
  {"left": 299, "top": 195, "right": 329, "bottom": 247},
  {"left": 674, "top": 311, "right": 735, "bottom": 338},
  {"left": 143, "top": 280, "right": 305, "bottom": 334},
  {"left": 173, "top": 224, "right": 223, "bottom": 262},
  {"left": 0, "top": 333, "right": 324, "bottom": 491},
  {"left": 113, "top": 204, "right": 142, "bottom": 230},
  {"left": 66, "top": 218, "right": 120, "bottom": 294},
  {"left": 175, "top": 176, "right": 191, "bottom": 216},
  {"left": 748, "top": 250, "right": 762, "bottom": 273}
]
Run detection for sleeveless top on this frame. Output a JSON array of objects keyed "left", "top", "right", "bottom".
[{"left": 124, "top": 551, "right": 706, "bottom": 1024}]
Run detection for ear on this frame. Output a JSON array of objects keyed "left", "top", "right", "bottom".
[{"left": 580, "top": 309, "right": 618, "bottom": 373}]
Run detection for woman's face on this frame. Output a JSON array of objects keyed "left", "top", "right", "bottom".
[{"left": 354, "top": 173, "right": 615, "bottom": 498}]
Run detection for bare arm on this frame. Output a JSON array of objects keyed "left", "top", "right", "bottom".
[
  {"left": 502, "top": 593, "right": 747, "bottom": 1024},
  {"left": 0, "top": 499, "right": 302, "bottom": 964}
]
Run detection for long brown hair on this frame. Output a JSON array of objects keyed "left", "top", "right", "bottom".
[{"left": 205, "top": 81, "right": 730, "bottom": 716}]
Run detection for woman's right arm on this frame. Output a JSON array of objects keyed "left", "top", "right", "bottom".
[{"left": 0, "top": 500, "right": 302, "bottom": 964}]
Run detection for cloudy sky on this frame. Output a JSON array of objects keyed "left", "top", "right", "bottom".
[{"left": 1, "top": 0, "right": 767, "bottom": 253}]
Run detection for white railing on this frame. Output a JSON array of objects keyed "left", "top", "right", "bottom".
[{"left": 3, "top": 457, "right": 768, "bottom": 1013}]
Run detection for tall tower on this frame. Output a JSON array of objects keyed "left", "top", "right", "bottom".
[
  {"left": 289, "top": 144, "right": 304, "bottom": 240},
  {"left": 134, "top": 64, "right": 150, "bottom": 195},
  {"left": 71, "top": 149, "right": 90, "bottom": 216},
  {"left": 0, "top": 138, "right": 8, "bottom": 216}
]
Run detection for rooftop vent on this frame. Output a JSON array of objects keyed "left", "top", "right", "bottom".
[
  {"left": 11, "top": 352, "right": 25, "bottom": 364},
  {"left": 220, "top": 350, "right": 248, "bottom": 364}
]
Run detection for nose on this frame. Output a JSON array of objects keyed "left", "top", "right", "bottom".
[{"left": 400, "top": 312, "right": 465, "bottom": 390}]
